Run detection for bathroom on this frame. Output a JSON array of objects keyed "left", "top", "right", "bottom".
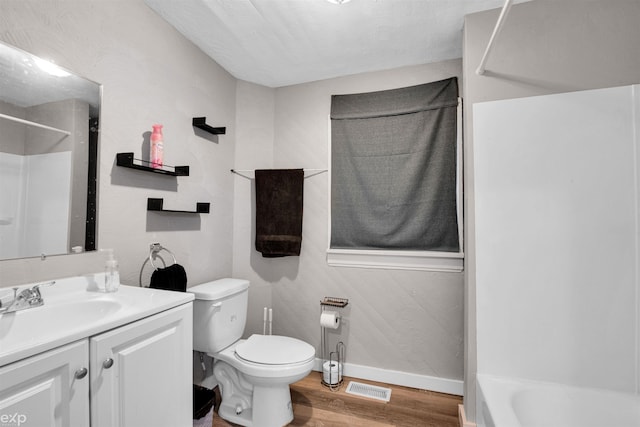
[{"left": 0, "top": 1, "right": 639, "bottom": 426}]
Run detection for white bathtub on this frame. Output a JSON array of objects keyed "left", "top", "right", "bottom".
[{"left": 477, "top": 374, "right": 640, "bottom": 427}]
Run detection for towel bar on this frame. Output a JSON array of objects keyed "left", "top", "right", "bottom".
[
  {"left": 139, "top": 243, "right": 179, "bottom": 286},
  {"left": 148, "top": 243, "right": 177, "bottom": 270},
  {"left": 230, "top": 168, "right": 327, "bottom": 179}
]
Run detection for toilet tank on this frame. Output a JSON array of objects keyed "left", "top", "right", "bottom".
[{"left": 189, "top": 278, "right": 250, "bottom": 354}]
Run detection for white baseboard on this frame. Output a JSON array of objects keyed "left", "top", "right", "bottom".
[{"left": 313, "top": 358, "right": 463, "bottom": 396}]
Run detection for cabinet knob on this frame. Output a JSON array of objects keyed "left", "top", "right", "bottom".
[
  {"left": 74, "top": 367, "right": 88, "bottom": 379},
  {"left": 103, "top": 358, "right": 114, "bottom": 369}
]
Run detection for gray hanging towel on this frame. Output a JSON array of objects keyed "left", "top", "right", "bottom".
[{"left": 255, "top": 169, "right": 304, "bottom": 257}]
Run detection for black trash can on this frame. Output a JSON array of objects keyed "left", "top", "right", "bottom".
[{"left": 193, "top": 384, "right": 215, "bottom": 419}]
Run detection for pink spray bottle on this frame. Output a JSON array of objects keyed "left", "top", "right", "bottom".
[{"left": 150, "top": 124, "right": 164, "bottom": 169}]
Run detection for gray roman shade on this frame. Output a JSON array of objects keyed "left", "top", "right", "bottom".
[{"left": 330, "top": 77, "right": 459, "bottom": 252}]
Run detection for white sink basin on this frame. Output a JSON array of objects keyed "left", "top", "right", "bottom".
[{"left": 0, "top": 273, "right": 193, "bottom": 366}]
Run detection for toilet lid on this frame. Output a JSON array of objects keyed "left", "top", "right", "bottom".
[{"left": 235, "top": 335, "right": 315, "bottom": 365}]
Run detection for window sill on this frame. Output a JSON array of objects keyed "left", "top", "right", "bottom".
[{"left": 326, "top": 249, "right": 464, "bottom": 272}]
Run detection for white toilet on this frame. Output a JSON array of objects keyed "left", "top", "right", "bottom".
[{"left": 189, "top": 278, "right": 315, "bottom": 427}]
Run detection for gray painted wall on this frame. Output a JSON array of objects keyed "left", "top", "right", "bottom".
[
  {"left": 0, "top": 0, "right": 237, "bottom": 286},
  {"left": 0, "top": 0, "right": 465, "bottom": 389},
  {"left": 463, "top": 0, "right": 640, "bottom": 420},
  {"left": 233, "top": 61, "right": 465, "bottom": 385}
]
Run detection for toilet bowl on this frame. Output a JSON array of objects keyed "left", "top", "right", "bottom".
[
  {"left": 214, "top": 335, "right": 315, "bottom": 426},
  {"left": 189, "top": 279, "right": 315, "bottom": 427}
]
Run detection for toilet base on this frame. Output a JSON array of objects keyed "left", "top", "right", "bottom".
[
  {"left": 253, "top": 384, "right": 294, "bottom": 427},
  {"left": 214, "top": 361, "right": 295, "bottom": 427},
  {"left": 218, "top": 405, "right": 253, "bottom": 426},
  {"left": 218, "top": 385, "right": 293, "bottom": 427}
]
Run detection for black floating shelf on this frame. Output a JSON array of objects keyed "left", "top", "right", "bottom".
[
  {"left": 116, "top": 152, "right": 189, "bottom": 176},
  {"left": 147, "top": 198, "right": 210, "bottom": 214},
  {"left": 192, "top": 117, "right": 226, "bottom": 135}
]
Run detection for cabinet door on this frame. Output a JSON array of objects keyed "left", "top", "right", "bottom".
[
  {"left": 90, "top": 303, "right": 192, "bottom": 427},
  {"left": 0, "top": 340, "right": 90, "bottom": 427}
]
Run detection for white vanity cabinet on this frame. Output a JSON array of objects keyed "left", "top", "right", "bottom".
[
  {"left": 0, "top": 302, "right": 192, "bottom": 427},
  {"left": 90, "top": 303, "right": 193, "bottom": 427},
  {"left": 0, "top": 340, "right": 90, "bottom": 427}
]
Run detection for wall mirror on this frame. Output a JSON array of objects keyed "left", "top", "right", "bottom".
[{"left": 0, "top": 41, "right": 100, "bottom": 261}]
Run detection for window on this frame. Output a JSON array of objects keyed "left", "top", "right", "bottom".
[{"left": 327, "top": 78, "right": 463, "bottom": 272}]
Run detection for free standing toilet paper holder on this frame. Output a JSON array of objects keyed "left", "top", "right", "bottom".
[{"left": 320, "top": 297, "right": 348, "bottom": 390}]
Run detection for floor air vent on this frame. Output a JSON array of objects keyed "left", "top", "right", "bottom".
[{"left": 345, "top": 381, "right": 392, "bottom": 402}]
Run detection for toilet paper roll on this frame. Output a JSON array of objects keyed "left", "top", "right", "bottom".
[
  {"left": 322, "top": 361, "right": 342, "bottom": 385},
  {"left": 320, "top": 311, "right": 340, "bottom": 329}
]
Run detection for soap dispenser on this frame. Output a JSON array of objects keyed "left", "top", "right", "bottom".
[{"left": 103, "top": 249, "right": 120, "bottom": 293}]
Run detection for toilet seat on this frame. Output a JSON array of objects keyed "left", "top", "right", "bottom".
[
  {"left": 235, "top": 334, "right": 315, "bottom": 365},
  {"left": 214, "top": 336, "right": 315, "bottom": 380}
]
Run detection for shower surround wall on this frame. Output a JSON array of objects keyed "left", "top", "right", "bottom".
[
  {"left": 474, "top": 84, "right": 639, "bottom": 391},
  {"left": 463, "top": 0, "right": 640, "bottom": 421}
]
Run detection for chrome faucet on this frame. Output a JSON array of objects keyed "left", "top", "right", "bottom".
[{"left": 0, "top": 281, "right": 55, "bottom": 314}]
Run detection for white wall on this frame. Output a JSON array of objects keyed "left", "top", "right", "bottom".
[
  {"left": 233, "top": 61, "right": 465, "bottom": 392},
  {"left": 0, "top": 0, "right": 237, "bottom": 286},
  {"left": 474, "top": 85, "right": 638, "bottom": 392},
  {"left": 463, "top": 0, "right": 640, "bottom": 420}
]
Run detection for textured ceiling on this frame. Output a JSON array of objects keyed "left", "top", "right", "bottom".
[{"left": 145, "top": 0, "right": 525, "bottom": 88}]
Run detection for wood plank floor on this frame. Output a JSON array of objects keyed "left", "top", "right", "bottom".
[{"left": 210, "top": 372, "right": 462, "bottom": 427}]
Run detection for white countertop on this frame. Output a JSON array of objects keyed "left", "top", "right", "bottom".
[{"left": 0, "top": 273, "right": 193, "bottom": 366}]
